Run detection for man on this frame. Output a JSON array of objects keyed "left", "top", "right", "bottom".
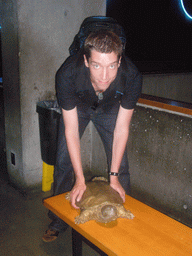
[{"left": 43, "top": 28, "right": 142, "bottom": 242}]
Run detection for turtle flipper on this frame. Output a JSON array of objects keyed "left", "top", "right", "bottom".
[
  {"left": 75, "top": 209, "right": 95, "bottom": 224},
  {"left": 65, "top": 192, "right": 71, "bottom": 201},
  {"left": 117, "top": 205, "right": 134, "bottom": 219}
]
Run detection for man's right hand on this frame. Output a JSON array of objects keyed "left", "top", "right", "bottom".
[
  {"left": 70, "top": 178, "right": 86, "bottom": 209},
  {"left": 62, "top": 107, "right": 86, "bottom": 209}
]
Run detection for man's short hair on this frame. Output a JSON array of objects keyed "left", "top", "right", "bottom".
[{"left": 84, "top": 30, "right": 123, "bottom": 60}]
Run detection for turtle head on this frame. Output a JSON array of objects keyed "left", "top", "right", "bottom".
[{"left": 98, "top": 204, "right": 118, "bottom": 223}]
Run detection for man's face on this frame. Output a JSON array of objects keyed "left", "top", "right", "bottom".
[{"left": 84, "top": 50, "right": 121, "bottom": 92}]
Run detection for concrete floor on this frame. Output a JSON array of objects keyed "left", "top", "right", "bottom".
[
  {"left": 0, "top": 179, "right": 101, "bottom": 256},
  {"left": 0, "top": 88, "right": 100, "bottom": 255}
]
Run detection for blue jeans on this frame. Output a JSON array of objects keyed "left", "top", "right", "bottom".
[{"left": 48, "top": 105, "right": 130, "bottom": 231}]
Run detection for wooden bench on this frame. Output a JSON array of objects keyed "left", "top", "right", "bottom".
[{"left": 43, "top": 193, "right": 192, "bottom": 256}]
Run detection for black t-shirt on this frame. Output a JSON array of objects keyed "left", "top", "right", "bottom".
[{"left": 56, "top": 53, "right": 142, "bottom": 112}]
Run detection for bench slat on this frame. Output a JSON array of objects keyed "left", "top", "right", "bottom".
[{"left": 43, "top": 193, "right": 192, "bottom": 256}]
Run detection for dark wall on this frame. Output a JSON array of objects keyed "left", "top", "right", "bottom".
[{"left": 107, "top": 0, "right": 192, "bottom": 73}]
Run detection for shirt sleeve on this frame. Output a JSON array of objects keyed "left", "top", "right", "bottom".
[
  {"left": 55, "top": 57, "right": 77, "bottom": 110},
  {"left": 120, "top": 57, "right": 142, "bottom": 109}
]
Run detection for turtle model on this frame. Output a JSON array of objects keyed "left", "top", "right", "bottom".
[{"left": 65, "top": 177, "right": 134, "bottom": 224}]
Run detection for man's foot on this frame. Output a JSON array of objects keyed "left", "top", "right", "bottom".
[{"left": 42, "top": 229, "right": 59, "bottom": 242}]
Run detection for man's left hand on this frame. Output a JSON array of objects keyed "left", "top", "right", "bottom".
[{"left": 110, "top": 176, "right": 125, "bottom": 202}]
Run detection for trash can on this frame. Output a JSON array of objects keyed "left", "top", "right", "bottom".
[
  {"left": 36, "top": 100, "right": 61, "bottom": 192},
  {"left": 36, "top": 100, "right": 61, "bottom": 165}
]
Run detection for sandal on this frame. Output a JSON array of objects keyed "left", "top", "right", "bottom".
[{"left": 42, "top": 229, "right": 59, "bottom": 242}]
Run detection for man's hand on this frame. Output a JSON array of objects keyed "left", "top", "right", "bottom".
[
  {"left": 70, "top": 178, "right": 86, "bottom": 209},
  {"left": 110, "top": 176, "right": 125, "bottom": 202},
  {"left": 62, "top": 107, "right": 86, "bottom": 209}
]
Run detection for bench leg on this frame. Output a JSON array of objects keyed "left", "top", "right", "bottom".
[
  {"left": 72, "top": 228, "right": 83, "bottom": 256},
  {"left": 72, "top": 228, "right": 108, "bottom": 256}
]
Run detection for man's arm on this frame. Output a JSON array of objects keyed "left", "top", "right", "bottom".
[
  {"left": 62, "top": 107, "right": 86, "bottom": 209},
  {"left": 110, "top": 106, "right": 134, "bottom": 202}
]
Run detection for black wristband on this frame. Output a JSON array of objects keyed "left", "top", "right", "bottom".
[{"left": 109, "top": 172, "right": 119, "bottom": 177}]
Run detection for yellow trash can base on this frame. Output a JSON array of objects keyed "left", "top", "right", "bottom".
[{"left": 42, "top": 162, "right": 54, "bottom": 192}]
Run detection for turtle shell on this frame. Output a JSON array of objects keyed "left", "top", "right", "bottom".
[{"left": 76, "top": 180, "right": 123, "bottom": 209}]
